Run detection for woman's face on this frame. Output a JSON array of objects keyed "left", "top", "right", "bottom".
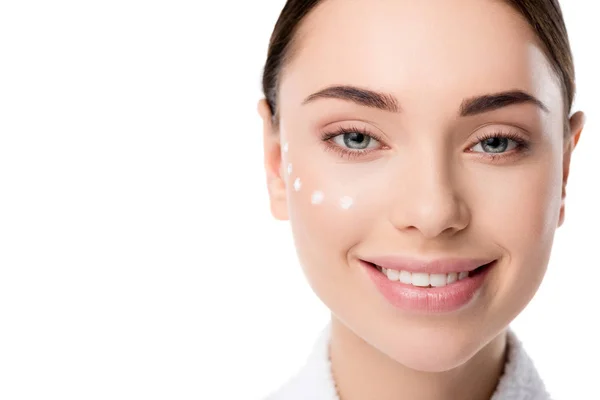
[{"left": 259, "top": 0, "right": 582, "bottom": 371}]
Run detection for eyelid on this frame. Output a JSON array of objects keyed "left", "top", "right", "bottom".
[
  {"left": 467, "top": 125, "right": 528, "bottom": 145},
  {"left": 320, "top": 123, "right": 388, "bottom": 144},
  {"left": 463, "top": 126, "right": 532, "bottom": 164},
  {"left": 471, "top": 123, "right": 531, "bottom": 138},
  {"left": 319, "top": 123, "right": 389, "bottom": 161}
]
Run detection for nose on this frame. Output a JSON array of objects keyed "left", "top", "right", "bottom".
[{"left": 388, "top": 152, "right": 470, "bottom": 239}]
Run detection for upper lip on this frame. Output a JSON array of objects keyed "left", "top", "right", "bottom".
[{"left": 361, "top": 256, "right": 496, "bottom": 274}]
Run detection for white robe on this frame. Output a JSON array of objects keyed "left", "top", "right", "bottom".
[{"left": 265, "top": 323, "right": 550, "bottom": 399}]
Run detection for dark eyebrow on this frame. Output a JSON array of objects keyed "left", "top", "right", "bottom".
[
  {"left": 459, "top": 90, "right": 549, "bottom": 116},
  {"left": 302, "top": 85, "right": 549, "bottom": 116},
  {"left": 302, "top": 85, "right": 400, "bottom": 113}
]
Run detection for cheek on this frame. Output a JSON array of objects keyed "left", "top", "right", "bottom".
[
  {"left": 285, "top": 162, "right": 388, "bottom": 332},
  {"left": 477, "top": 152, "right": 563, "bottom": 319},
  {"left": 287, "top": 167, "right": 364, "bottom": 259},
  {"left": 481, "top": 156, "right": 562, "bottom": 256},
  {"left": 477, "top": 163, "right": 562, "bottom": 248},
  {"left": 283, "top": 153, "right": 382, "bottom": 283}
]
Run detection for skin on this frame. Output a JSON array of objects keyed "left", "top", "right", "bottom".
[{"left": 257, "top": 0, "right": 585, "bottom": 399}]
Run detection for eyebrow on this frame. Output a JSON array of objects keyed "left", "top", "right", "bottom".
[{"left": 302, "top": 85, "right": 549, "bottom": 116}]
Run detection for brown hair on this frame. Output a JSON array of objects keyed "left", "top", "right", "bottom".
[{"left": 260, "top": 0, "right": 576, "bottom": 135}]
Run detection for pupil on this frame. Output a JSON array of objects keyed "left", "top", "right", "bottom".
[
  {"left": 344, "top": 132, "right": 369, "bottom": 149},
  {"left": 483, "top": 137, "right": 508, "bottom": 153}
]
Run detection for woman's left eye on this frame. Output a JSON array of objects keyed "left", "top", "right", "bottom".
[
  {"left": 331, "top": 131, "right": 381, "bottom": 151},
  {"left": 470, "top": 136, "right": 520, "bottom": 154}
]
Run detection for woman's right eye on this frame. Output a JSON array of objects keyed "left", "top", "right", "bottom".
[{"left": 331, "top": 131, "right": 382, "bottom": 151}]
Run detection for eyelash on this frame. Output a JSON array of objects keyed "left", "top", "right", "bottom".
[
  {"left": 468, "top": 131, "right": 530, "bottom": 162},
  {"left": 319, "top": 125, "right": 530, "bottom": 162},
  {"left": 320, "top": 125, "right": 387, "bottom": 161}
]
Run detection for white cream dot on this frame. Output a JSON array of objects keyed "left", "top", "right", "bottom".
[
  {"left": 283, "top": 142, "right": 289, "bottom": 153},
  {"left": 287, "top": 163, "right": 292, "bottom": 175},
  {"left": 293, "top": 177, "right": 302, "bottom": 191},
  {"left": 340, "top": 196, "right": 354, "bottom": 210},
  {"left": 311, "top": 191, "right": 324, "bottom": 205}
]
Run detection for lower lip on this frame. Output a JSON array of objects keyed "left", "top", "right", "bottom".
[{"left": 361, "top": 260, "right": 495, "bottom": 314}]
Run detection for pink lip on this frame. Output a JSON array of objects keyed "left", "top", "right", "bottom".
[
  {"left": 362, "top": 256, "right": 495, "bottom": 274},
  {"left": 360, "top": 259, "right": 496, "bottom": 314}
]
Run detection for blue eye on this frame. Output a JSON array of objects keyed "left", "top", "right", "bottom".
[
  {"left": 469, "top": 131, "right": 529, "bottom": 158},
  {"left": 471, "top": 136, "right": 519, "bottom": 153},
  {"left": 332, "top": 131, "right": 381, "bottom": 150},
  {"left": 320, "top": 125, "right": 386, "bottom": 160}
]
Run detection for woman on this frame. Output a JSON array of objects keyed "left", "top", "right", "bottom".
[{"left": 257, "top": 0, "right": 585, "bottom": 399}]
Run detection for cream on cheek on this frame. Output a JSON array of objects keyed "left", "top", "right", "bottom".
[
  {"left": 293, "top": 177, "right": 302, "bottom": 191},
  {"left": 283, "top": 142, "right": 358, "bottom": 211},
  {"left": 340, "top": 196, "right": 354, "bottom": 210},
  {"left": 296, "top": 177, "right": 354, "bottom": 210},
  {"left": 311, "top": 190, "right": 325, "bottom": 205}
]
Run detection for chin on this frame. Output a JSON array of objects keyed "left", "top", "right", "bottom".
[
  {"left": 373, "top": 326, "right": 487, "bottom": 372},
  {"left": 385, "top": 346, "right": 476, "bottom": 373}
]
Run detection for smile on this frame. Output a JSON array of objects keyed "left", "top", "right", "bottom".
[
  {"left": 361, "top": 260, "right": 497, "bottom": 313},
  {"left": 371, "top": 261, "right": 494, "bottom": 288}
]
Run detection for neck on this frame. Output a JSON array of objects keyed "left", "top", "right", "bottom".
[{"left": 328, "top": 316, "right": 508, "bottom": 400}]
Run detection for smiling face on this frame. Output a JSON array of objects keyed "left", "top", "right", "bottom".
[{"left": 258, "top": 0, "right": 582, "bottom": 372}]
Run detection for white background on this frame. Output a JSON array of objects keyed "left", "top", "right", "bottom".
[{"left": 0, "top": 1, "right": 598, "bottom": 399}]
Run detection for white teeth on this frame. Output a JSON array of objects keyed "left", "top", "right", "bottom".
[
  {"left": 429, "top": 273, "right": 448, "bottom": 287},
  {"left": 399, "top": 270, "right": 412, "bottom": 284},
  {"left": 378, "top": 266, "right": 471, "bottom": 287},
  {"left": 447, "top": 272, "right": 458, "bottom": 284},
  {"left": 386, "top": 268, "right": 400, "bottom": 281},
  {"left": 411, "top": 273, "right": 430, "bottom": 287}
]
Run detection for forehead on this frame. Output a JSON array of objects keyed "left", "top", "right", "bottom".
[{"left": 279, "top": 0, "right": 561, "bottom": 120}]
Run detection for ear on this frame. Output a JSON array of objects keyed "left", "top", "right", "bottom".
[
  {"left": 558, "top": 111, "right": 585, "bottom": 228},
  {"left": 257, "top": 99, "right": 289, "bottom": 220}
]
